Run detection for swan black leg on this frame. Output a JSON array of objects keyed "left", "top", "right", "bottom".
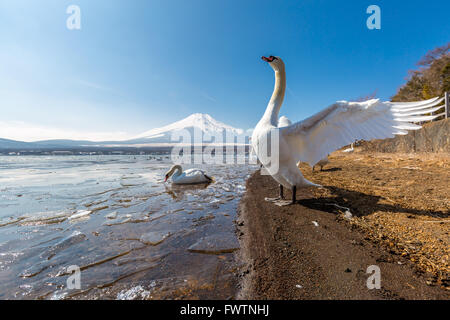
[
  {"left": 291, "top": 186, "right": 296, "bottom": 204},
  {"left": 265, "top": 184, "right": 292, "bottom": 205}
]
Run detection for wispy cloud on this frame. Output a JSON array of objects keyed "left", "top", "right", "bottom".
[
  {"left": 200, "top": 91, "right": 217, "bottom": 103},
  {"left": 0, "top": 121, "right": 133, "bottom": 142},
  {"left": 75, "top": 80, "right": 113, "bottom": 92}
]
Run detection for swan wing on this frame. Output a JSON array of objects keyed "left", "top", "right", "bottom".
[
  {"left": 279, "top": 97, "right": 443, "bottom": 166},
  {"left": 173, "top": 168, "right": 210, "bottom": 184}
]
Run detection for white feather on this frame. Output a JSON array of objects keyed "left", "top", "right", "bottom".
[{"left": 280, "top": 98, "right": 442, "bottom": 166}]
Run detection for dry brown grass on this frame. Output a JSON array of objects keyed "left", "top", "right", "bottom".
[{"left": 300, "top": 150, "right": 449, "bottom": 289}]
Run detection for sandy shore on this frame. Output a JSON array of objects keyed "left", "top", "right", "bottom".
[{"left": 236, "top": 152, "right": 449, "bottom": 299}]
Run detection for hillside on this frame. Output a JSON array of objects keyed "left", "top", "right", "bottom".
[
  {"left": 360, "top": 118, "right": 449, "bottom": 153},
  {"left": 392, "top": 43, "right": 449, "bottom": 118}
]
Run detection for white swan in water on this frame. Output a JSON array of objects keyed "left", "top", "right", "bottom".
[
  {"left": 252, "top": 55, "right": 443, "bottom": 205},
  {"left": 164, "top": 165, "right": 213, "bottom": 184}
]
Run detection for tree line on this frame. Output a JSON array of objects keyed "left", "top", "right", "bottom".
[{"left": 392, "top": 43, "right": 450, "bottom": 102}]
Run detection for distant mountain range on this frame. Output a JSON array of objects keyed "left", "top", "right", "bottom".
[{"left": 0, "top": 114, "right": 249, "bottom": 150}]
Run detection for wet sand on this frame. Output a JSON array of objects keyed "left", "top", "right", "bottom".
[{"left": 237, "top": 152, "right": 449, "bottom": 299}]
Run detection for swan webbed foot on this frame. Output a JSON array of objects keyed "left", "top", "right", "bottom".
[
  {"left": 272, "top": 199, "right": 293, "bottom": 206},
  {"left": 266, "top": 186, "right": 297, "bottom": 206},
  {"left": 265, "top": 184, "right": 285, "bottom": 202},
  {"left": 265, "top": 197, "right": 282, "bottom": 202}
]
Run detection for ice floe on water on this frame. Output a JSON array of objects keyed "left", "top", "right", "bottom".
[
  {"left": 188, "top": 234, "right": 239, "bottom": 255},
  {"left": 105, "top": 211, "right": 118, "bottom": 219},
  {"left": 117, "top": 285, "right": 152, "bottom": 300},
  {"left": 40, "top": 231, "right": 87, "bottom": 260},
  {"left": 68, "top": 210, "right": 91, "bottom": 221},
  {"left": 17, "top": 211, "right": 70, "bottom": 226},
  {"left": 139, "top": 231, "right": 171, "bottom": 246}
]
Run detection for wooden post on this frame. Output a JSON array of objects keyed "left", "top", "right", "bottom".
[{"left": 446, "top": 91, "right": 449, "bottom": 119}]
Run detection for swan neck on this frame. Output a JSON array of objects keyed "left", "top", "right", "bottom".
[
  {"left": 170, "top": 165, "right": 183, "bottom": 177},
  {"left": 263, "top": 69, "right": 286, "bottom": 125}
]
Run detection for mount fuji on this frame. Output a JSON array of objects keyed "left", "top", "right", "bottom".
[
  {"left": 127, "top": 113, "right": 246, "bottom": 145},
  {"left": 0, "top": 114, "right": 249, "bottom": 149}
]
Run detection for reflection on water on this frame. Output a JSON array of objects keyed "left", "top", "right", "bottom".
[{"left": 0, "top": 155, "right": 256, "bottom": 299}]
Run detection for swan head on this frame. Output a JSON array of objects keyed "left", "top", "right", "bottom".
[
  {"left": 164, "top": 165, "right": 174, "bottom": 182},
  {"left": 164, "top": 165, "right": 181, "bottom": 182},
  {"left": 262, "top": 55, "right": 284, "bottom": 72}
]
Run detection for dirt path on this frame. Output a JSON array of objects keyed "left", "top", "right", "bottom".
[{"left": 237, "top": 168, "right": 449, "bottom": 299}]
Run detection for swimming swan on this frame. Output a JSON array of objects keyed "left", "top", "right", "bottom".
[
  {"left": 252, "top": 55, "right": 443, "bottom": 205},
  {"left": 164, "top": 165, "right": 213, "bottom": 185}
]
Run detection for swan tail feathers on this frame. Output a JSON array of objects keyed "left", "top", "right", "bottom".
[{"left": 301, "top": 178, "right": 322, "bottom": 188}]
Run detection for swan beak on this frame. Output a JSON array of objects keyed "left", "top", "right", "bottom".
[
  {"left": 164, "top": 175, "right": 168, "bottom": 182},
  {"left": 262, "top": 56, "right": 275, "bottom": 62}
]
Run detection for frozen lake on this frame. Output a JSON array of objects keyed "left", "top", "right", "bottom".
[{"left": 0, "top": 155, "right": 256, "bottom": 299}]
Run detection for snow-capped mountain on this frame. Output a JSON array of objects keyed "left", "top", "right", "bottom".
[
  {"left": 128, "top": 113, "right": 246, "bottom": 144},
  {"left": 0, "top": 114, "right": 248, "bottom": 149}
]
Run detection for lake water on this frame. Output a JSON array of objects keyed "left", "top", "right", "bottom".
[{"left": 0, "top": 155, "right": 256, "bottom": 299}]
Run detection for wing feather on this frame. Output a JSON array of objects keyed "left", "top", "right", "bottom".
[
  {"left": 387, "top": 96, "right": 440, "bottom": 107},
  {"left": 393, "top": 104, "right": 444, "bottom": 117},
  {"left": 280, "top": 97, "right": 442, "bottom": 166},
  {"left": 390, "top": 97, "right": 444, "bottom": 112}
]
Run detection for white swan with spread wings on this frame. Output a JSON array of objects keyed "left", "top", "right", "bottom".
[{"left": 252, "top": 55, "right": 444, "bottom": 205}]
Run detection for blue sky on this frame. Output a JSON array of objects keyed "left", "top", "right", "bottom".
[{"left": 0, "top": 0, "right": 449, "bottom": 141}]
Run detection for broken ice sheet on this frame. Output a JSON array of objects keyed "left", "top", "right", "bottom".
[
  {"left": 117, "top": 285, "right": 151, "bottom": 300},
  {"left": 139, "top": 231, "right": 171, "bottom": 246},
  {"left": 188, "top": 234, "right": 239, "bottom": 255},
  {"left": 68, "top": 210, "right": 91, "bottom": 220}
]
